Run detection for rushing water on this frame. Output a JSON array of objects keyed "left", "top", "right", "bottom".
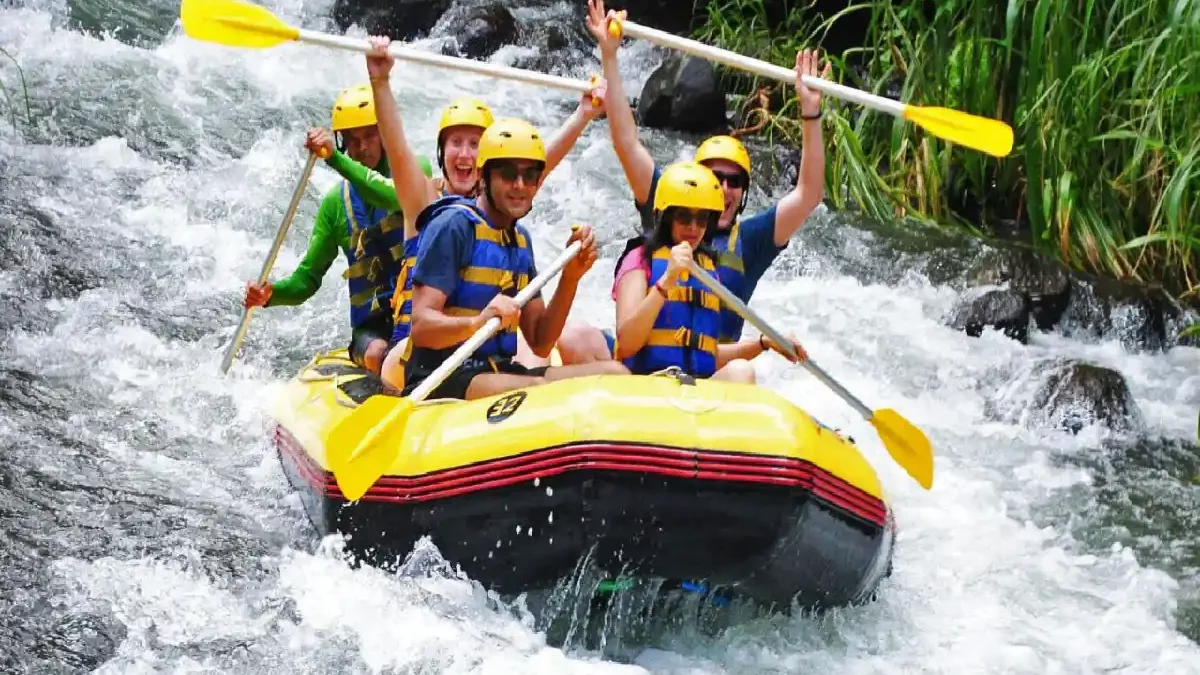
[{"left": 2, "top": 0, "right": 1199, "bottom": 672}]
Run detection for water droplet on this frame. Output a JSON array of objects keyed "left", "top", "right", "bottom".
[
  {"left": 496, "top": 539, "right": 502, "bottom": 548},
  {"left": 528, "top": 527, "right": 534, "bottom": 537},
  {"left": 548, "top": 511, "right": 554, "bottom": 524},
  {"left": 515, "top": 525, "right": 522, "bottom": 534},
  {"left": 533, "top": 477, "right": 540, "bottom": 487},
  {"left": 545, "top": 486, "right": 554, "bottom": 497}
]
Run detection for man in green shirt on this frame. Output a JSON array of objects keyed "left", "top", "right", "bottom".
[{"left": 242, "top": 85, "right": 433, "bottom": 376}]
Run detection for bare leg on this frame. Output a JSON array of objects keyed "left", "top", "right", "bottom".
[
  {"left": 712, "top": 359, "right": 755, "bottom": 384},
  {"left": 363, "top": 338, "right": 389, "bottom": 377},
  {"left": 464, "top": 373, "right": 545, "bottom": 400},
  {"left": 542, "top": 360, "right": 629, "bottom": 381},
  {"left": 380, "top": 339, "right": 407, "bottom": 392},
  {"left": 464, "top": 360, "right": 630, "bottom": 399},
  {"left": 555, "top": 322, "right": 614, "bottom": 365},
  {"left": 515, "top": 331, "right": 552, "bottom": 368}
]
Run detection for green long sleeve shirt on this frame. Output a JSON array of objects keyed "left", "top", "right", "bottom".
[{"left": 267, "top": 151, "right": 434, "bottom": 307}]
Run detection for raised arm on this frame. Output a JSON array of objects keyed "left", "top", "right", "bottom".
[
  {"left": 771, "top": 49, "right": 831, "bottom": 246},
  {"left": 586, "top": 0, "right": 656, "bottom": 204},
  {"left": 365, "top": 36, "right": 439, "bottom": 239},
  {"left": 543, "top": 81, "right": 608, "bottom": 177}
]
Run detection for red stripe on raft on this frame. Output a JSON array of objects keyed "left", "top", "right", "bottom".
[{"left": 271, "top": 423, "right": 887, "bottom": 527}]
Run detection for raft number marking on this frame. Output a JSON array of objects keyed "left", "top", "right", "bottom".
[{"left": 487, "top": 391, "right": 527, "bottom": 424}]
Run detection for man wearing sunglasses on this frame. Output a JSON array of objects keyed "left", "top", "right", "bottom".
[
  {"left": 555, "top": 0, "right": 831, "bottom": 362},
  {"left": 401, "top": 117, "right": 630, "bottom": 401}
]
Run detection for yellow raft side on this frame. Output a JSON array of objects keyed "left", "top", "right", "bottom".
[{"left": 270, "top": 349, "right": 885, "bottom": 501}]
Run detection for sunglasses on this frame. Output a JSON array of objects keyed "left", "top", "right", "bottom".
[
  {"left": 491, "top": 162, "right": 544, "bottom": 185},
  {"left": 710, "top": 170, "right": 747, "bottom": 190},
  {"left": 669, "top": 208, "right": 718, "bottom": 229}
]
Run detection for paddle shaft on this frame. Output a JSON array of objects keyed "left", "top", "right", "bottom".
[
  {"left": 219, "top": 151, "right": 320, "bottom": 374},
  {"left": 612, "top": 19, "right": 904, "bottom": 118},
  {"left": 406, "top": 240, "right": 585, "bottom": 402},
  {"left": 685, "top": 260, "right": 875, "bottom": 421},
  {"left": 296, "top": 30, "right": 594, "bottom": 95}
]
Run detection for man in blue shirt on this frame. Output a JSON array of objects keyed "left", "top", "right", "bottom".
[
  {"left": 402, "top": 117, "right": 630, "bottom": 400},
  {"left": 552, "top": 0, "right": 832, "bottom": 362}
]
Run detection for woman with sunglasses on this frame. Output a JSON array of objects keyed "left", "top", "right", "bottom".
[
  {"left": 555, "top": 0, "right": 832, "bottom": 368},
  {"left": 614, "top": 162, "right": 807, "bottom": 382},
  {"left": 357, "top": 35, "right": 610, "bottom": 391}
]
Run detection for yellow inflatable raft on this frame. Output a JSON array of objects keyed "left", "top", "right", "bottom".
[{"left": 269, "top": 349, "right": 896, "bottom": 610}]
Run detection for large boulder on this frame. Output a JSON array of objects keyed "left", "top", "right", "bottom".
[
  {"left": 431, "top": 0, "right": 518, "bottom": 60},
  {"left": 636, "top": 53, "right": 727, "bottom": 134},
  {"left": 331, "top": 0, "right": 455, "bottom": 41},
  {"left": 984, "top": 358, "right": 1144, "bottom": 435},
  {"left": 966, "top": 247, "right": 1071, "bottom": 331},
  {"left": 945, "top": 288, "right": 1031, "bottom": 344}
]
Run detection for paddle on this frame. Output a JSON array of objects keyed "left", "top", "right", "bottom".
[
  {"left": 180, "top": 0, "right": 596, "bottom": 96},
  {"left": 219, "top": 148, "right": 324, "bottom": 374},
  {"left": 606, "top": 14, "right": 1013, "bottom": 158},
  {"left": 684, "top": 259, "right": 934, "bottom": 490},
  {"left": 326, "top": 239, "right": 585, "bottom": 501}
]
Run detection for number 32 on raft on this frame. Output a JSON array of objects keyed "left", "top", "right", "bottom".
[{"left": 486, "top": 391, "right": 527, "bottom": 424}]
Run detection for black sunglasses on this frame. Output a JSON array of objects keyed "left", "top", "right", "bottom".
[
  {"left": 710, "top": 170, "right": 747, "bottom": 190},
  {"left": 491, "top": 162, "right": 544, "bottom": 185},
  {"left": 668, "top": 208, "right": 719, "bottom": 229}
]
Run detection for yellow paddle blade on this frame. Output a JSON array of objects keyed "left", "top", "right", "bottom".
[
  {"left": 180, "top": 0, "right": 300, "bottom": 49},
  {"left": 869, "top": 408, "right": 934, "bottom": 490},
  {"left": 327, "top": 396, "right": 415, "bottom": 502},
  {"left": 903, "top": 105, "right": 1015, "bottom": 158}
]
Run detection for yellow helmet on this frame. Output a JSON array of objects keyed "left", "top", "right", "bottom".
[
  {"left": 694, "top": 135, "right": 751, "bottom": 176},
  {"left": 653, "top": 161, "right": 726, "bottom": 214},
  {"left": 476, "top": 118, "right": 546, "bottom": 168},
  {"left": 438, "top": 97, "right": 494, "bottom": 139},
  {"left": 331, "top": 85, "right": 377, "bottom": 131}
]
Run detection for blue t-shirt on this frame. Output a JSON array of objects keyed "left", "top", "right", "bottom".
[
  {"left": 636, "top": 164, "right": 785, "bottom": 339},
  {"left": 408, "top": 202, "right": 541, "bottom": 367}
]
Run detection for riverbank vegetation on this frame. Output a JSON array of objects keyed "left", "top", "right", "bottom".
[{"left": 694, "top": 0, "right": 1200, "bottom": 301}]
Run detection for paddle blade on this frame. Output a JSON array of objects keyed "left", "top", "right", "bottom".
[
  {"left": 327, "top": 396, "right": 415, "bottom": 502},
  {"left": 903, "top": 105, "right": 1014, "bottom": 158},
  {"left": 869, "top": 408, "right": 934, "bottom": 489},
  {"left": 180, "top": 0, "right": 300, "bottom": 49}
]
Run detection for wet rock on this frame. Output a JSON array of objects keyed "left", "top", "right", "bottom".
[
  {"left": 967, "top": 247, "right": 1071, "bottom": 330},
  {"left": 984, "top": 358, "right": 1143, "bottom": 435},
  {"left": 1032, "top": 360, "right": 1143, "bottom": 434},
  {"left": 945, "top": 288, "right": 1031, "bottom": 344},
  {"left": 30, "top": 611, "right": 128, "bottom": 672},
  {"left": 331, "top": 0, "right": 455, "bottom": 41},
  {"left": 1057, "top": 274, "right": 1179, "bottom": 351},
  {"left": 637, "top": 53, "right": 727, "bottom": 134},
  {"left": 432, "top": 1, "right": 518, "bottom": 60}
]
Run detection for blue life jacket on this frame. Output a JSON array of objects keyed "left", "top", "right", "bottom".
[
  {"left": 622, "top": 246, "right": 722, "bottom": 378},
  {"left": 340, "top": 180, "right": 407, "bottom": 327}
]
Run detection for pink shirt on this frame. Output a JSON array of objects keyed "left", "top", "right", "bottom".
[{"left": 611, "top": 246, "right": 651, "bottom": 300}]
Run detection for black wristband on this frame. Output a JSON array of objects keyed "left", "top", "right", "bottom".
[{"left": 800, "top": 111, "right": 822, "bottom": 120}]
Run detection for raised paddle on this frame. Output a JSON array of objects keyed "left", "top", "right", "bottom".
[
  {"left": 326, "top": 239, "right": 585, "bottom": 501},
  {"left": 219, "top": 147, "right": 325, "bottom": 374},
  {"left": 180, "top": 0, "right": 596, "bottom": 96},
  {"left": 684, "top": 259, "right": 935, "bottom": 490},
  {"left": 606, "top": 14, "right": 1013, "bottom": 159}
]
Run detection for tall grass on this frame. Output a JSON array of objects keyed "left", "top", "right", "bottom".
[{"left": 695, "top": 0, "right": 1200, "bottom": 299}]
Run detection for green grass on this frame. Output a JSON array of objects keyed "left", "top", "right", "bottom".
[
  {"left": 0, "top": 45, "right": 32, "bottom": 132},
  {"left": 694, "top": 0, "right": 1200, "bottom": 300}
]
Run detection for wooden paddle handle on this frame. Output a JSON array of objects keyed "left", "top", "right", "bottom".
[
  {"left": 296, "top": 30, "right": 595, "bottom": 95},
  {"left": 607, "top": 16, "right": 905, "bottom": 118},
  {"left": 407, "top": 240, "right": 585, "bottom": 402},
  {"left": 684, "top": 259, "right": 875, "bottom": 422},
  {"left": 219, "top": 151, "right": 320, "bottom": 374}
]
